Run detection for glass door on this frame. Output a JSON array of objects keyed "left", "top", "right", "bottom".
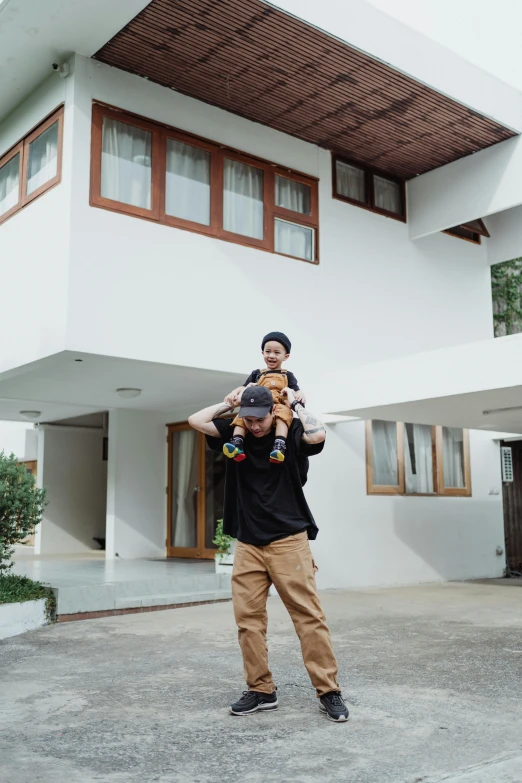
[{"left": 167, "top": 423, "right": 225, "bottom": 559}]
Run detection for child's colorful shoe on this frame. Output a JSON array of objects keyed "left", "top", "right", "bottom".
[
  {"left": 269, "top": 437, "right": 287, "bottom": 464},
  {"left": 223, "top": 438, "right": 246, "bottom": 462}
]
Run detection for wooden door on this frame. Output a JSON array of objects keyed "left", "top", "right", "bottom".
[
  {"left": 501, "top": 440, "right": 522, "bottom": 573},
  {"left": 166, "top": 423, "right": 225, "bottom": 559}
]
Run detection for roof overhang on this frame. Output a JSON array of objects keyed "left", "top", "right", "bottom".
[
  {"left": 92, "top": 0, "right": 518, "bottom": 180},
  {"left": 1, "top": 0, "right": 519, "bottom": 179},
  {"left": 319, "top": 334, "right": 522, "bottom": 435},
  {"left": 0, "top": 0, "right": 151, "bottom": 118},
  {"left": 0, "top": 351, "right": 245, "bottom": 424}
]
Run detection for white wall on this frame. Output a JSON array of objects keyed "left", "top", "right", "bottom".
[
  {"left": 37, "top": 425, "right": 107, "bottom": 554},
  {"left": 407, "top": 135, "right": 522, "bottom": 240},
  {"left": 0, "top": 421, "right": 37, "bottom": 461},
  {"left": 486, "top": 205, "right": 522, "bottom": 266},
  {"left": 365, "top": 0, "right": 522, "bottom": 94},
  {"left": 307, "top": 422, "right": 506, "bottom": 588},
  {"left": 0, "top": 74, "right": 72, "bottom": 375},
  {"left": 106, "top": 409, "right": 167, "bottom": 559},
  {"left": 64, "top": 55, "right": 495, "bottom": 398}
]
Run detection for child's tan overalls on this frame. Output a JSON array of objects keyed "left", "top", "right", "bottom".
[{"left": 233, "top": 369, "right": 294, "bottom": 428}]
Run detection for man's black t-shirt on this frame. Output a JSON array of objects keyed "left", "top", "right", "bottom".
[{"left": 206, "top": 418, "right": 324, "bottom": 546}]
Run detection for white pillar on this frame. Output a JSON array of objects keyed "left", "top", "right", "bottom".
[
  {"left": 105, "top": 409, "right": 167, "bottom": 560},
  {"left": 35, "top": 425, "right": 107, "bottom": 554}
]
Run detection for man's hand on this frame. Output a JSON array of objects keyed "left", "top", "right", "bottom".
[{"left": 189, "top": 401, "right": 235, "bottom": 436}]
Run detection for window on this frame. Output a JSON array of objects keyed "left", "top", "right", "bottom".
[
  {"left": 0, "top": 106, "right": 63, "bottom": 226},
  {"left": 0, "top": 147, "right": 22, "bottom": 222},
  {"left": 223, "top": 158, "right": 264, "bottom": 239},
  {"left": 366, "top": 420, "right": 471, "bottom": 496},
  {"left": 101, "top": 116, "right": 152, "bottom": 209},
  {"left": 444, "top": 219, "right": 489, "bottom": 245},
  {"left": 91, "top": 103, "right": 319, "bottom": 263},
  {"left": 333, "top": 155, "right": 405, "bottom": 221},
  {"left": 166, "top": 139, "right": 210, "bottom": 225}
]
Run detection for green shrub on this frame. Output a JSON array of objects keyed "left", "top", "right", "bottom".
[
  {"left": 0, "top": 452, "right": 47, "bottom": 575},
  {"left": 0, "top": 574, "right": 55, "bottom": 619},
  {"left": 491, "top": 258, "right": 522, "bottom": 337},
  {"left": 212, "top": 519, "right": 234, "bottom": 557}
]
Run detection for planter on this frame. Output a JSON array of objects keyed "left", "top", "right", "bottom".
[
  {"left": 0, "top": 598, "right": 48, "bottom": 640},
  {"left": 215, "top": 540, "right": 236, "bottom": 574}
]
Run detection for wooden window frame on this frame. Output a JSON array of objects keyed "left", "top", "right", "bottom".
[
  {"left": 0, "top": 142, "right": 23, "bottom": 226},
  {"left": 366, "top": 421, "right": 471, "bottom": 497},
  {"left": 91, "top": 104, "right": 161, "bottom": 221},
  {"left": 0, "top": 105, "right": 64, "bottom": 227},
  {"left": 90, "top": 101, "right": 319, "bottom": 264},
  {"left": 436, "top": 426, "right": 472, "bottom": 497},
  {"left": 332, "top": 154, "right": 406, "bottom": 222},
  {"left": 23, "top": 108, "right": 64, "bottom": 206},
  {"left": 365, "top": 420, "right": 405, "bottom": 495},
  {"left": 443, "top": 219, "right": 489, "bottom": 246},
  {"left": 167, "top": 422, "right": 222, "bottom": 560}
]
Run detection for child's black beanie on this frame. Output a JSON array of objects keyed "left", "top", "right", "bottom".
[{"left": 261, "top": 332, "right": 291, "bottom": 353}]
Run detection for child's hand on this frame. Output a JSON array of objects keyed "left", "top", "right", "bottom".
[
  {"left": 294, "top": 391, "right": 306, "bottom": 405},
  {"left": 224, "top": 386, "right": 245, "bottom": 406},
  {"left": 281, "top": 387, "right": 295, "bottom": 407}
]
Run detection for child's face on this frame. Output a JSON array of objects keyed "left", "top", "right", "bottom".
[{"left": 262, "top": 341, "right": 290, "bottom": 370}]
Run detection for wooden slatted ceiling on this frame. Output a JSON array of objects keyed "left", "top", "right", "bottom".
[{"left": 94, "top": 0, "right": 516, "bottom": 179}]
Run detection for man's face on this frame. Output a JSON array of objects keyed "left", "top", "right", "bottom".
[{"left": 243, "top": 408, "right": 275, "bottom": 437}]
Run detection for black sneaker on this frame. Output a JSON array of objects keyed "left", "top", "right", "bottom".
[
  {"left": 229, "top": 690, "right": 278, "bottom": 716},
  {"left": 319, "top": 691, "right": 349, "bottom": 722}
]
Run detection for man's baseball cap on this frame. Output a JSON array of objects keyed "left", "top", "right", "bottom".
[{"left": 238, "top": 386, "right": 274, "bottom": 419}]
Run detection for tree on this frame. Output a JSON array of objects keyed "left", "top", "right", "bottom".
[
  {"left": 491, "top": 258, "right": 522, "bottom": 337},
  {"left": 0, "top": 452, "right": 47, "bottom": 575}
]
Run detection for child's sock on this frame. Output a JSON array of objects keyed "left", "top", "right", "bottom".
[
  {"left": 270, "top": 436, "right": 287, "bottom": 464},
  {"left": 223, "top": 435, "right": 246, "bottom": 462}
]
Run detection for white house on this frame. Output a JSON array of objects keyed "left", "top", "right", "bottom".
[{"left": 2, "top": 0, "right": 522, "bottom": 593}]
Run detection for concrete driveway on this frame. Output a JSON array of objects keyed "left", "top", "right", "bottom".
[{"left": 1, "top": 582, "right": 521, "bottom": 783}]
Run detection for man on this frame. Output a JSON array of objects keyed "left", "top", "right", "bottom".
[{"left": 188, "top": 385, "right": 349, "bottom": 722}]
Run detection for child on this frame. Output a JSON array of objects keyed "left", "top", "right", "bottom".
[{"left": 223, "top": 331, "right": 306, "bottom": 464}]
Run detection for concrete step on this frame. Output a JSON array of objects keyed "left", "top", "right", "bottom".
[
  {"left": 115, "top": 588, "right": 232, "bottom": 610},
  {"left": 54, "top": 572, "right": 231, "bottom": 616}
]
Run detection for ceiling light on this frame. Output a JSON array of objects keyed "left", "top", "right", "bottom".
[
  {"left": 116, "top": 388, "right": 142, "bottom": 399},
  {"left": 483, "top": 405, "right": 522, "bottom": 416},
  {"left": 20, "top": 411, "right": 41, "bottom": 420}
]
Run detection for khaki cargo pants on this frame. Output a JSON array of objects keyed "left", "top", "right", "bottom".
[{"left": 232, "top": 531, "right": 340, "bottom": 696}]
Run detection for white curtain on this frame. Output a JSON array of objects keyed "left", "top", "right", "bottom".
[
  {"left": 0, "top": 154, "right": 20, "bottom": 216},
  {"left": 172, "top": 430, "right": 197, "bottom": 548},
  {"left": 443, "top": 427, "right": 465, "bottom": 488},
  {"left": 275, "top": 175, "right": 311, "bottom": 214},
  {"left": 166, "top": 139, "right": 210, "bottom": 225},
  {"left": 223, "top": 159, "right": 263, "bottom": 239},
  {"left": 26, "top": 122, "right": 58, "bottom": 195},
  {"left": 372, "top": 420, "right": 399, "bottom": 485},
  {"left": 373, "top": 175, "right": 401, "bottom": 214},
  {"left": 275, "top": 219, "right": 313, "bottom": 261},
  {"left": 405, "top": 424, "right": 434, "bottom": 493},
  {"left": 101, "top": 117, "right": 152, "bottom": 209},
  {"left": 335, "top": 160, "right": 365, "bottom": 202}
]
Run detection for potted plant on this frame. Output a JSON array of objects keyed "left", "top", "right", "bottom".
[{"left": 213, "top": 519, "right": 236, "bottom": 574}]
